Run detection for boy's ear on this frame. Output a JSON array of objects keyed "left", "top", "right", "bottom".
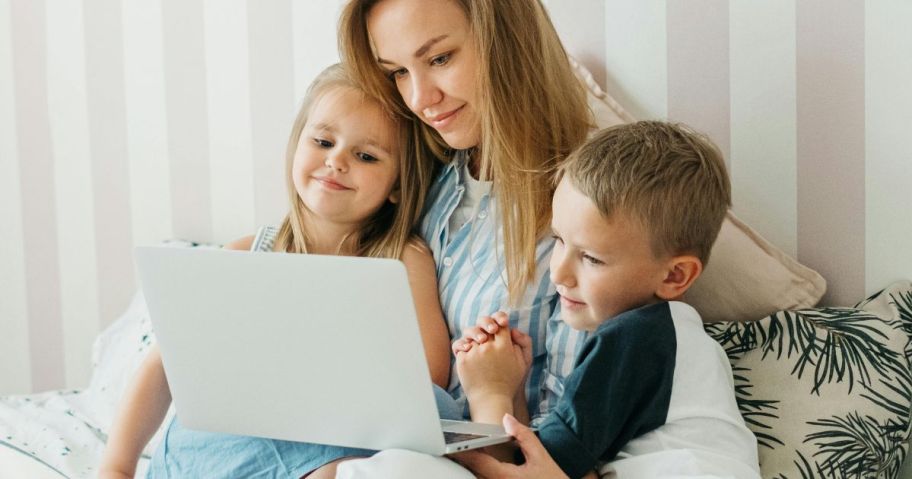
[{"left": 655, "top": 255, "right": 703, "bottom": 301}]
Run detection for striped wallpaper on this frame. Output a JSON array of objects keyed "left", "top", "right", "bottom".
[{"left": 1, "top": 1, "right": 910, "bottom": 395}]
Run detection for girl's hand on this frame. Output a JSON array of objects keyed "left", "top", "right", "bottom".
[{"left": 453, "top": 414, "right": 571, "bottom": 479}]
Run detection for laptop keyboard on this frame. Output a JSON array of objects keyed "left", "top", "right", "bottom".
[{"left": 444, "top": 431, "right": 488, "bottom": 444}]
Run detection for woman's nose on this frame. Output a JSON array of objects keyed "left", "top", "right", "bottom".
[{"left": 407, "top": 73, "right": 443, "bottom": 114}]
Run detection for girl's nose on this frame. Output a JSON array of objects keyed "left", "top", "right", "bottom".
[{"left": 324, "top": 152, "right": 348, "bottom": 172}]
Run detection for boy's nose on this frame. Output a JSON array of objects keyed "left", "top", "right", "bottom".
[{"left": 549, "top": 252, "right": 575, "bottom": 288}]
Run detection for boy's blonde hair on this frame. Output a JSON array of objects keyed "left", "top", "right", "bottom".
[
  {"left": 274, "top": 63, "right": 434, "bottom": 259},
  {"left": 339, "top": 0, "right": 592, "bottom": 304},
  {"left": 559, "top": 121, "right": 731, "bottom": 264}
]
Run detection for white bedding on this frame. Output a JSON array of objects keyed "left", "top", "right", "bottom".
[{"left": 0, "top": 292, "right": 166, "bottom": 479}]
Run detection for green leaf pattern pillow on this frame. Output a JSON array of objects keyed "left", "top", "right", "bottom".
[{"left": 705, "top": 281, "right": 912, "bottom": 478}]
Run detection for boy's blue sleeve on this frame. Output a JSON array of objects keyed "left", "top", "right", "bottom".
[{"left": 536, "top": 303, "right": 678, "bottom": 479}]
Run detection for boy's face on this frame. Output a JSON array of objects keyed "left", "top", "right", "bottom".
[{"left": 550, "top": 177, "right": 671, "bottom": 331}]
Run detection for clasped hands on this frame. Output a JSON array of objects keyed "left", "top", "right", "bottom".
[{"left": 452, "top": 312, "right": 532, "bottom": 420}]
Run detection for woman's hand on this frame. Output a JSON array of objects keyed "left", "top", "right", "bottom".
[{"left": 453, "top": 414, "right": 570, "bottom": 479}]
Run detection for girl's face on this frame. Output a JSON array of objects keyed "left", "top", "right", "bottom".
[
  {"left": 293, "top": 86, "right": 400, "bottom": 228},
  {"left": 367, "top": 0, "right": 481, "bottom": 150}
]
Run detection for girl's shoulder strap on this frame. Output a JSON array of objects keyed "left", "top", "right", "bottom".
[{"left": 250, "top": 225, "right": 279, "bottom": 252}]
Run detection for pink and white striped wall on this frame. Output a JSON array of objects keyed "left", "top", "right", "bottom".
[{"left": 1, "top": 0, "right": 910, "bottom": 395}]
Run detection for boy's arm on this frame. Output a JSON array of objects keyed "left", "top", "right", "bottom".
[
  {"left": 453, "top": 313, "right": 534, "bottom": 423},
  {"left": 99, "top": 345, "right": 172, "bottom": 478},
  {"left": 537, "top": 309, "right": 677, "bottom": 478},
  {"left": 454, "top": 324, "right": 528, "bottom": 462},
  {"left": 456, "top": 326, "right": 521, "bottom": 424}
]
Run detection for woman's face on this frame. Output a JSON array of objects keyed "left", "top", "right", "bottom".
[{"left": 367, "top": 0, "right": 481, "bottom": 150}]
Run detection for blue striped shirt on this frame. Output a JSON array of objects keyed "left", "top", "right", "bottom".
[{"left": 418, "top": 151, "right": 589, "bottom": 422}]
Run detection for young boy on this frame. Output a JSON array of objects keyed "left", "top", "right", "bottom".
[{"left": 452, "top": 121, "right": 761, "bottom": 479}]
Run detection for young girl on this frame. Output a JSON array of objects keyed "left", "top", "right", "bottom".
[{"left": 98, "top": 63, "right": 451, "bottom": 479}]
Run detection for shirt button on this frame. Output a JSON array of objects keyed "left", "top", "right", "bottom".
[
  {"left": 443, "top": 257, "right": 454, "bottom": 267},
  {"left": 478, "top": 210, "right": 488, "bottom": 219}
]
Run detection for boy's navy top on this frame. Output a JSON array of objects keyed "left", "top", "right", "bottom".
[{"left": 537, "top": 301, "right": 761, "bottom": 479}]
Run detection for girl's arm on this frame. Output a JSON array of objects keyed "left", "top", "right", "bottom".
[
  {"left": 401, "top": 241, "right": 451, "bottom": 388},
  {"left": 98, "top": 345, "right": 171, "bottom": 479},
  {"left": 100, "top": 236, "right": 255, "bottom": 478}
]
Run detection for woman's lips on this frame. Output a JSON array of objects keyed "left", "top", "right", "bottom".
[{"left": 428, "top": 105, "right": 463, "bottom": 130}]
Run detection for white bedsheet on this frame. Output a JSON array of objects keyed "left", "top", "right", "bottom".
[{"left": 0, "top": 292, "right": 165, "bottom": 479}]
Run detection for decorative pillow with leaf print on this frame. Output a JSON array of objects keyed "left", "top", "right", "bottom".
[{"left": 704, "top": 280, "right": 912, "bottom": 478}]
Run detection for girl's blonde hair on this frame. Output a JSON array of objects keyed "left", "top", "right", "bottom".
[
  {"left": 274, "top": 63, "right": 435, "bottom": 259},
  {"left": 340, "top": 0, "right": 592, "bottom": 303}
]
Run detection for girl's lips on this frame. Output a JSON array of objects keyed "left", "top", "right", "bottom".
[{"left": 313, "top": 176, "right": 351, "bottom": 191}]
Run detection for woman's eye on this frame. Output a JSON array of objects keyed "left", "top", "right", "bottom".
[
  {"left": 314, "top": 138, "right": 333, "bottom": 148},
  {"left": 357, "top": 152, "right": 379, "bottom": 163},
  {"left": 430, "top": 53, "right": 450, "bottom": 66},
  {"left": 388, "top": 68, "right": 407, "bottom": 81}
]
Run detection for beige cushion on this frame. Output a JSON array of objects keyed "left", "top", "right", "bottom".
[
  {"left": 687, "top": 212, "right": 826, "bottom": 322},
  {"left": 570, "top": 59, "right": 826, "bottom": 322}
]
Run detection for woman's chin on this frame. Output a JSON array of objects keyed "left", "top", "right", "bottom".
[{"left": 435, "top": 128, "right": 480, "bottom": 151}]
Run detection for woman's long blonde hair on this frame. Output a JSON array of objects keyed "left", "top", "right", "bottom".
[
  {"left": 274, "top": 64, "right": 435, "bottom": 259},
  {"left": 340, "top": 0, "right": 591, "bottom": 303}
]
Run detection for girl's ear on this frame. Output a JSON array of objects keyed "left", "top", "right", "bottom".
[
  {"left": 655, "top": 255, "right": 703, "bottom": 301},
  {"left": 388, "top": 187, "right": 400, "bottom": 204}
]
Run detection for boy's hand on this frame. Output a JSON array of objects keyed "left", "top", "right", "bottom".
[
  {"left": 451, "top": 311, "right": 511, "bottom": 355},
  {"left": 455, "top": 325, "right": 529, "bottom": 404}
]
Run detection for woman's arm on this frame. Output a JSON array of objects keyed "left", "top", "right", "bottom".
[
  {"left": 98, "top": 345, "right": 171, "bottom": 479},
  {"left": 401, "top": 240, "right": 451, "bottom": 388}
]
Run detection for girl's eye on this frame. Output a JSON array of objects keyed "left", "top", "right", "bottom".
[
  {"left": 314, "top": 138, "right": 333, "bottom": 148},
  {"left": 582, "top": 254, "right": 603, "bottom": 266},
  {"left": 430, "top": 53, "right": 450, "bottom": 66},
  {"left": 357, "top": 152, "right": 379, "bottom": 163},
  {"left": 551, "top": 234, "right": 564, "bottom": 245}
]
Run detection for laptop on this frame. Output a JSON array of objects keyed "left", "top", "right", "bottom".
[{"left": 134, "top": 246, "right": 512, "bottom": 455}]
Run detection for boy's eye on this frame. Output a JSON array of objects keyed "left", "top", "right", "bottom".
[
  {"left": 582, "top": 254, "right": 603, "bottom": 266},
  {"left": 357, "top": 152, "right": 379, "bottom": 163},
  {"left": 430, "top": 53, "right": 450, "bottom": 66},
  {"left": 314, "top": 138, "right": 333, "bottom": 148}
]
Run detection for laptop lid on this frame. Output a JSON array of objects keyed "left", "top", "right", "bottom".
[{"left": 135, "top": 246, "right": 449, "bottom": 455}]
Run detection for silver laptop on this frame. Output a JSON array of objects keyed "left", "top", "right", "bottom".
[{"left": 134, "top": 246, "right": 511, "bottom": 455}]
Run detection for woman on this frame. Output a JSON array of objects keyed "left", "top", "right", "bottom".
[{"left": 318, "top": 0, "right": 592, "bottom": 476}]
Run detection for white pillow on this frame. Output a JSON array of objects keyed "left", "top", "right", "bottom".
[{"left": 569, "top": 59, "right": 826, "bottom": 322}]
